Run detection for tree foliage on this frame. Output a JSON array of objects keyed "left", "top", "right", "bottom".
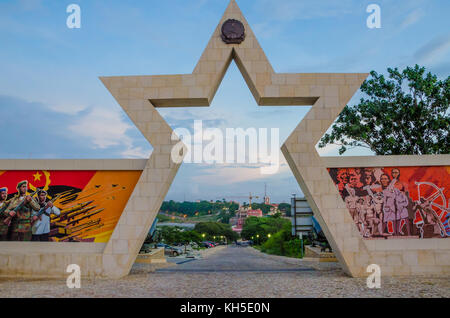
[
  {"left": 194, "top": 222, "right": 239, "bottom": 241},
  {"left": 160, "top": 200, "right": 239, "bottom": 218},
  {"left": 241, "top": 216, "right": 291, "bottom": 242},
  {"left": 277, "top": 203, "right": 291, "bottom": 216},
  {"left": 158, "top": 226, "right": 203, "bottom": 245},
  {"left": 246, "top": 203, "right": 272, "bottom": 214},
  {"left": 260, "top": 227, "right": 304, "bottom": 258},
  {"left": 319, "top": 65, "right": 449, "bottom": 155}
]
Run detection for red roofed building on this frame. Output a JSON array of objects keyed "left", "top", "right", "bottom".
[{"left": 231, "top": 207, "right": 263, "bottom": 233}]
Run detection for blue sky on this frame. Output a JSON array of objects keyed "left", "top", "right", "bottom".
[{"left": 0, "top": 0, "right": 449, "bottom": 203}]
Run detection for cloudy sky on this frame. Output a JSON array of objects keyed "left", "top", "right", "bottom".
[{"left": 0, "top": 0, "right": 448, "bottom": 203}]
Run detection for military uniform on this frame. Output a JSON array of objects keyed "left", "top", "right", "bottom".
[
  {"left": 0, "top": 200, "right": 11, "bottom": 240},
  {"left": 32, "top": 192, "right": 60, "bottom": 242},
  {"left": 6, "top": 195, "right": 40, "bottom": 241}
]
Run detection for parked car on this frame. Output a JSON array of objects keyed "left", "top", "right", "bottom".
[
  {"left": 201, "top": 241, "right": 214, "bottom": 248},
  {"left": 206, "top": 241, "right": 218, "bottom": 247},
  {"left": 236, "top": 240, "right": 251, "bottom": 247},
  {"left": 156, "top": 243, "right": 183, "bottom": 256}
]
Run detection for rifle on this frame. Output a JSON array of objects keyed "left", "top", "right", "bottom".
[
  {"left": 387, "top": 178, "right": 398, "bottom": 191},
  {"left": 31, "top": 193, "right": 62, "bottom": 225},
  {"left": 344, "top": 183, "right": 356, "bottom": 198},
  {"left": 4, "top": 188, "right": 40, "bottom": 227}
]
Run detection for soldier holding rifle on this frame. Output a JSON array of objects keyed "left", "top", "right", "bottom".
[
  {"left": 31, "top": 190, "right": 60, "bottom": 241},
  {"left": 0, "top": 187, "right": 10, "bottom": 241},
  {"left": 4, "top": 181, "right": 40, "bottom": 241}
]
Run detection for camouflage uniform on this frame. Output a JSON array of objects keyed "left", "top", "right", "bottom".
[
  {"left": 5, "top": 195, "right": 40, "bottom": 241},
  {"left": 0, "top": 200, "right": 11, "bottom": 240}
]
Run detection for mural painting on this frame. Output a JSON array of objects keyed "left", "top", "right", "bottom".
[
  {"left": 328, "top": 166, "right": 450, "bottom": 239},
  {"left": 0, "top": 170, "right": 141, "bottom": 242}
]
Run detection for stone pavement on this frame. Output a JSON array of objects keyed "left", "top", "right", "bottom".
[
  {"left": 0, "top": 246, "right": 448, "bottom": 298},
  {"left": 159, "top": 245, "right": 319, "bottom": 272}
]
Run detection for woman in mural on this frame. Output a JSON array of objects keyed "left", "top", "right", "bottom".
[
  {"left": 380, "top": 173, "right": 410, "bottom": 236},
  {"left": 391, "top": 168, "right": 409, "bottom": 194}
]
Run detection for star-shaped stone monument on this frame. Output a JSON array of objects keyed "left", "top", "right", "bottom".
[{"left": 100, "top": 0, "right": 371, "bottom": 278}]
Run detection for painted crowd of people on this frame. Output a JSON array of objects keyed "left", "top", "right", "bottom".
[
  {"left": 330, "top": 167, "right": 448, "bottom": 239},
  {"left": 0, "top": 180, "right": 60, "bottom": 241}
]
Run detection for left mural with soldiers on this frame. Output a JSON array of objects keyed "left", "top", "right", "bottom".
[
  {"left": 328, "top": 166, "right": 450, "bottom": 239},
  {"left": 0, "top": 170, "right": 141, "bottom": 242}
]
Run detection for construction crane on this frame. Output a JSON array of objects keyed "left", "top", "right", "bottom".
[{"left": 217, "top": 193, "right": 260, "bottom": 209}]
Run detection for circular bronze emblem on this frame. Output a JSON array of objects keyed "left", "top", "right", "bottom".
[{"left": 221, "top": 19, "right": 245, "bottom": 44}]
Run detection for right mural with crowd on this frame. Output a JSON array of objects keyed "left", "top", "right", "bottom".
[{"left": 328, "top": 166, "right": 450, "bottom": 239}]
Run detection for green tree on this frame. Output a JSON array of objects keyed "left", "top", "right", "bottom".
[
  {"left": 157, "top": 226, "right": 205, "bottom": 245},
  {"left": 261, "top": 230, "right": 304, "bottom": 258},
  {"left": 194, "top": 222, "right": 238, "bottom": 242},
  {"left": 159, "top": 226, "right": 185, "bottom": 244},
  {"left": 182, "top": 230, "right": 203, "bottom": 244},
  {"left": 319, "top": 65, "right": 449, "bottom": 155},
  {"left": 241, "top": 216, "right": 291, "bottom": 243},
  {"left": 278, "top": 203, "right": 291, "bottom": 216},
  {"left": 250, "top": 203, "right": 272, "bottom": 214},
  {"left": 160, "top": 200, "right": 240, "bottom": 217}
]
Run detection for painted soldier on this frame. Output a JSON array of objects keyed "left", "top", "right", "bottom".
[
  {"left": 372, "top": 191, "right": 385, "bottom": 233},
  {"left": 5, "top": 181, "right": 40, "bottom": 241},
  {"left": 391, "top": 168, "right": 416, "bottom": 234},
  {"left": 336, "top": 169, "right": 350, "bottom": 196},
  {"left": 380, "top": 174, "right": 396, "bottom": 235},
  {"left": 349, "top": 171, "right": 363, "bottom": 194},
  {"left": 363, "top": 182, "right": 385, "bottom": 235},
  {"left": 344, "top": 184, "right": 359, "bottom": 222},
  {"left": 0, "top": 187, "right": 10, "bottom": 241},
  {"left": 395, "top": 188, "right": 410, "bottom": 236},
  {"left": 32, "top": 190, "right": 60, "bottom": 241},
  {"left": 364, "top": 196, "right": 383, "bottom": 237},
  {"left": 355, "top": 197, "right": 368, "bottom": 236},
  {"left": 362, "top": 169, "right": 382, "bottom": 194}
]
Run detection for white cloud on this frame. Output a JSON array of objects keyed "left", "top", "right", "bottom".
[
  {"left": 415, "top": 34, "right": 450, "bottom": 66},
  {"left": 69, "top": 107, "right": 133, "bottom": 149},
  {"left": 192, "top": 163, "right": 291, "bottom": 185},
  {"left": 47, "top": 103, "right": 87, "bottom": 115},
  {"left": 121, "top": 146, "right": 151, "bottom": 159},
  {"left": 190, "top": 153, "right": 289, "bottom": 185},
  {"left": 400, "top": 8, "right": 424, "bottom": 30}
]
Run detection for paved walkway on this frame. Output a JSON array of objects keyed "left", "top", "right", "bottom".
[
  {"left": 160, "top": 245, "right": 316, "bottom": 272},
  {"left": 0, "top": 246, "right": 449, "bottom": 297}
]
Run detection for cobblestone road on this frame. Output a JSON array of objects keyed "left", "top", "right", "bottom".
[{"left": 0, "top": 246, "right": 448, "bottom": 298}]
